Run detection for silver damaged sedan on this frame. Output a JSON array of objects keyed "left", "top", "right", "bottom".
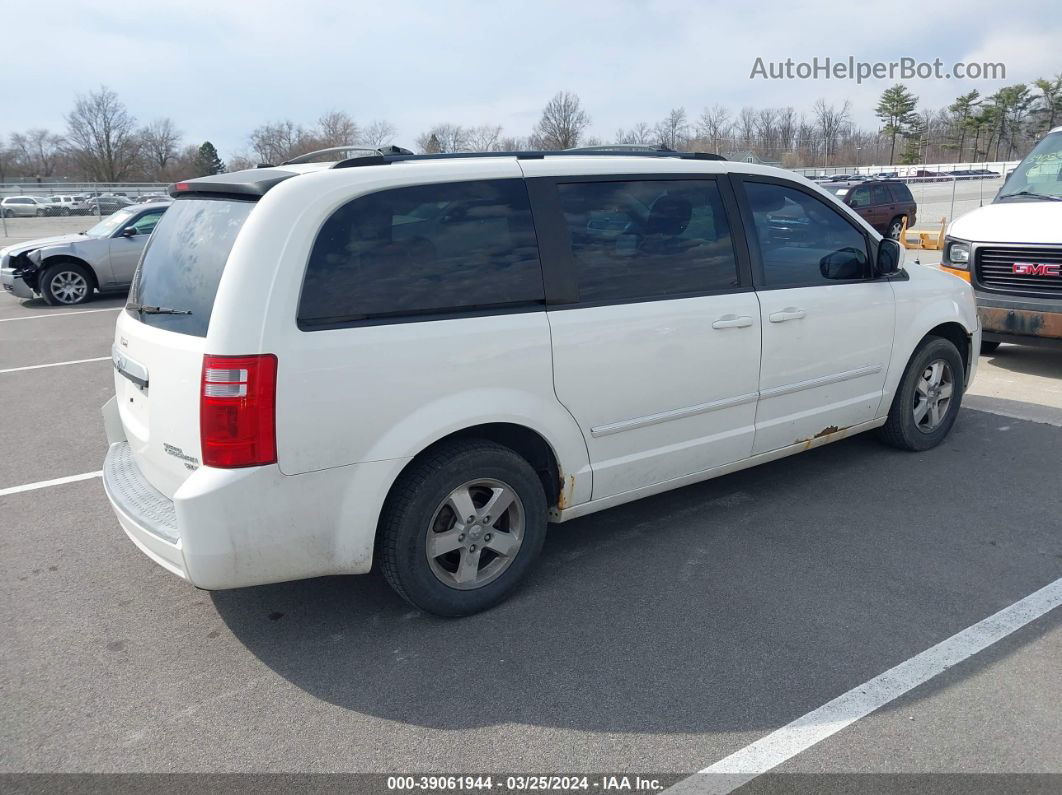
[{"left": 0, "top": 203, "right": 170, "bottom": 305}]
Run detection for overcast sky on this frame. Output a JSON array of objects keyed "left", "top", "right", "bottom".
[{"left": 5, "top": 0, "right": 1060, "bottom": 159}]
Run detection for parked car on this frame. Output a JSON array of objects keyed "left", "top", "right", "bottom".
[
  {"left": 134, "top": 194, "right": 171, "bottom": 204},
  {"left": 36, "top": 197, "right": 65, "bottom": 216},
  {"left": 1, "top": 196, "right": 53, "bottom": 217},
  {"left": 904, "top": 169, "right": 948, "bottom": 183},
  {"left": 50, "top": 195, "right": 87, "bottom": 215},
  {"left": 69, "top": 196, "right": 98, "bottom": 215},
  {"left": 85, "top": 195, "right": 135, "bottom": 215},
  {"left": 826, "top": 179, "right": 917, "bottom": 238},
  {"left": 99, "top": 149, "right": 978, "bottom": 617},
  {"left": 0, "top": 203, "right": 169, "bottom": 305},
  {"left": 942, "top": 125, "right": 1062, "bottom": 352}
]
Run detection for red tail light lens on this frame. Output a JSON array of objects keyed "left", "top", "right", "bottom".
[{"left": 200, "top": 354, "right": 277, "bottom": 468}]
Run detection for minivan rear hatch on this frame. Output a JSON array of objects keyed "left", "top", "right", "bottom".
[{"left": 114, "top": 197, "right": 254, "bottom": 498}]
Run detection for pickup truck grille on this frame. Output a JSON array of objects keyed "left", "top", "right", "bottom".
[{"left": 976, "top": 246, "right": 1062, "bottom": 298}]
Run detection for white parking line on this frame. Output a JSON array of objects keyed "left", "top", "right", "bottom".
[
  {"left": 668, "top": 577, "right": 1062, "bottom": 795},
  {"left": 0, "top": 307, "right": 122, "bottom": 322},
  {"left": 0, "top": 356, "right": 110, "bottom": 374},
  {"left": 0, "top": 470, "right": 103, "bottom": 498}
]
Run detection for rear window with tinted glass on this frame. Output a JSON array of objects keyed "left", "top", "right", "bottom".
[
  {"left": 298, "top": 179, "right": 543, "bottom": 328},
  {"left": 127, "top": 198, "right": 253, "bottom": 337},
  {"left": 888, "top": 183, "right": 913, "bottom": 202}
]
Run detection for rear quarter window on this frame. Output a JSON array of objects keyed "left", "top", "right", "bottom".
[
  {"left": 888, "top": 183, "right": 914, "bottom": 202},
  {"left": 298, "top": 179, "right": 544, "bottom": 328}
]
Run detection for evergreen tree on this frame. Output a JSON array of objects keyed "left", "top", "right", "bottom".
[
  {"left": 946, "top": 90, "right": 980, "bottom": 162},
  {"left": 194, "top": 141, "right": 225, "bottom": 175},
  {"left": 875, "top": 84, "right": 918, "bottom": 165}
]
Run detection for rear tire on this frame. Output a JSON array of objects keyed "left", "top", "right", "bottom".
[
  {"left": 878, "top": 337, "right": 965, "bottom": 451},
  {"left": 980, "top": 340, "right": 1000, "bottom": 354},
  {"left": 886, "top": 216, "right": 905, "bottom": 240},
  {"left": 378, "top": 439, "right": 548, "bottom": 617},
  {"left": 39, "top": 262, "right": 93, "bottom": 306}
]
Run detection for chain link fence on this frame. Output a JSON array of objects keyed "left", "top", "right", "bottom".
[
  {"left": 793, "top": 159, "right": 1022, "bottom": 230},
  {"left": 0, "top": 160, "right": 1024, "bottom": 246},
  {"left": 0, "top": 181, "right": 170, "bottom": 243}
]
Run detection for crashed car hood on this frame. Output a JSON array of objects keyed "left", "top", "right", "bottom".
[{"left": 1, "top": 233, "right": 89, "bottom": 258}]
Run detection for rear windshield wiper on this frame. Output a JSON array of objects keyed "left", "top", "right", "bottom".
[
  {"left": 128, "top": 302, "right": 192, "bottom": 315},
  {"left": 998, "top": 190, "right": 1062, "bottom": 202}
]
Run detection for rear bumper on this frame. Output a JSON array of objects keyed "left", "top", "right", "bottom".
[
  {"left": 104, "top": 441, "right": 188, "bottom": 580},
  {"left": 1, "top": 268, "right": 35, "bottom": 299},
  {"left": 101, "top": 400, "right": 409, "bottom": 590},
  {"left": 975, "top": 291, "right": 1062, "bottom": 348}
]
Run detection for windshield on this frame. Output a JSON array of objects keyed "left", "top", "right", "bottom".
[
  {"left": 86, "top": 208, "right": 137, "bottom": 238},
  {"left": 127, "top": 198, "right": 254, "bottom": 337},
  {"left": 997, "top": 131, "right": 1062, "bottom": 201}
]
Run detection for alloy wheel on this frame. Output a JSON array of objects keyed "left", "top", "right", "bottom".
[
  {"left": 50, "top": 271, "right": 89, "bottom": 304},
  {"left": 913, "top": 359, "right": 954, "bottom": 432},
  {"left": 426, "top": 478, "right": 525, "bottom": 590}
]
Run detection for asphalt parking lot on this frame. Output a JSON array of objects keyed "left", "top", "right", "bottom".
[{"left": 1, "top": 272, "right": 1060, "bottom": 786}]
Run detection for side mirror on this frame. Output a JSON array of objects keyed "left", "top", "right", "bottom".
[
  {"left": 876, "top": 238, "right": 905, "bottom": 276},
  {"left": 121, "top": 226, "right": 137, "bottom": 237},
  {"left": 819, "top": 247, "right": 866, "bottom": 280}
]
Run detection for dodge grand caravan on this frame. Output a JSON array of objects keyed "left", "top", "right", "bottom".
[{"left": 102, "top": 148, "right": 979, "bottom": 616}]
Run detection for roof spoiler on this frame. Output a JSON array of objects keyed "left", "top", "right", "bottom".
[{"left": 168, "top": 169, "right": 296, "bottom": 199}]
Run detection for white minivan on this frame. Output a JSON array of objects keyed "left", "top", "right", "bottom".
[{"left": 102, "top": 148, "right": 979, "bottom": 616}]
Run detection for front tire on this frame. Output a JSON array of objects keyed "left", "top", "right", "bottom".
[
  {"left": 39, "top": 262, "right": 93, "bottom": 306},
  {"left": 878, "top": 337, "right": 965, "bottom": 451},
  {"left": 378, "top": 439, "right": 548, "bottom": 617}
]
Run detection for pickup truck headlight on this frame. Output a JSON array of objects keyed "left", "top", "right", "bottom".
[{"left": 942, "top": 238, "right": 971, "bottom": 269}]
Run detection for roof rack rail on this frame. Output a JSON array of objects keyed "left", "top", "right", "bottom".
[
  {"left": 564, "top": 144, "right": 678, "bottom": 153},
  {"left": 332, "top": 149, "right": 725, "bottom": 169},
  {"left": 281, "top": 144, "right": 413, "bottom": 166}
]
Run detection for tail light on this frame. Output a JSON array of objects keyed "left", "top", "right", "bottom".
[{"left": 200, "top": 354, "right": 277, "bottom": 468}]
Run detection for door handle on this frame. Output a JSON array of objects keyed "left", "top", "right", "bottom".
[
  {"left": 712, "top": 315, "right": 754, "bottom": 329},
  {"left": 769, "top": 308, "right": 806, "bottom": 323}
]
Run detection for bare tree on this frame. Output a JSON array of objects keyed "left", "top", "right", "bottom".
[
  {"left": 756, "top": 108, "right": 778, "bottom": 152},
  {"left": 9, "top": 128, "right": 65, "bottom": 177},
  {"left": 249, "top": 120, "right": 311, "bottom": 164},
  {"left": 415, "top": 123, "right": 468, "bottom": 153},
  {"left": 497, "top": 135, "right": 528, "bottom": 151},
  {"left": 696, "top": 105, "right": 731, "bottom": 152},
  {"left": 776, "top": 107, "right": 797, "bottom": 152},
  {"left": 813, "top": 98, "right": 852, "bottom": 165},
  {"left": 139, "top": 118, "right": 182, "bottom": 179},
  {"left": 655, "top": 107, "right": 690, "bottom": 150},
  {"left": 737, "top": 107, "right": 758, "bottom": 148},
  {"left": 316, "top": 111, "right": 360, "bottom": 147},
  {"left": 360, "top": 120, "right": 398, "bottom": 148},
  {"left": 65, "top": 86, "right": 141, "bottom": 181},
  {"left": 466, "top": 124, "right": 503, "bottom": 152},
  {"left": 532, "top": 91, "right": 590, "bottom": 149},
  {"left": 225, "top": 150, "right": 258, "bottom": 172},
  {"left": 616, "top": 122, "right": 654, "bottom": 145}
]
